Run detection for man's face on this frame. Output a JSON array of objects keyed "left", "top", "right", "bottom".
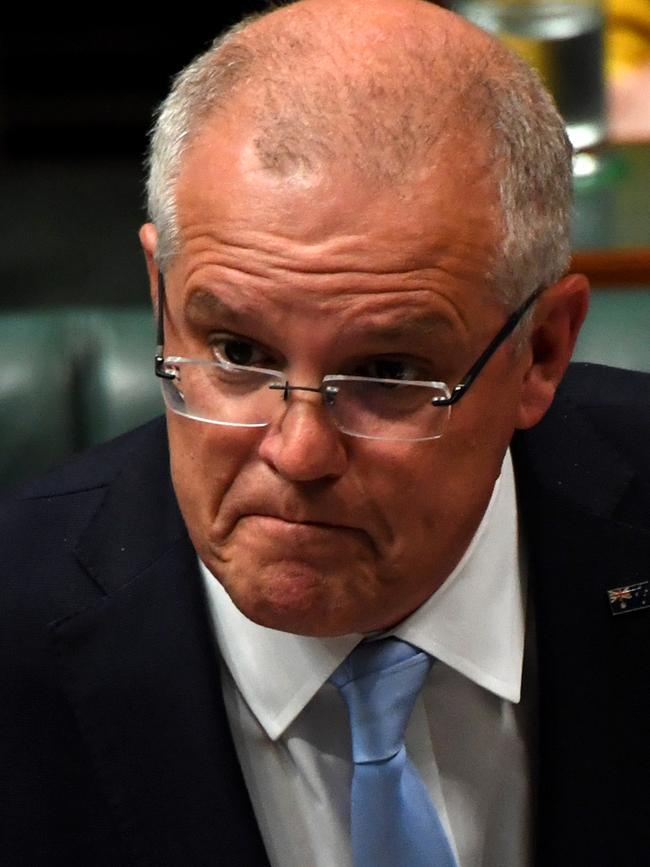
[{"left": 143, "top": 119, "right": 534, "bottom": 637}]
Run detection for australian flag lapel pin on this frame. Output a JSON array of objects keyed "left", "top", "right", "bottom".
[{"left": 607, "top": 581, "right": 649, "bottom": 616}]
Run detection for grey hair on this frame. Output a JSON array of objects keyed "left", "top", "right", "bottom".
[
  {"left": 146, "top": 17, "right": 262, "bottom": 270},
  {"left": 145, "top": 5, "right": 572, "bottom": 311},
  {"left": 483, "top": 47, "right": 573, "bottom": 308}
]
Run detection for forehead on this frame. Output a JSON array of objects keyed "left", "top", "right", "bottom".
[
  {"left": 178, "top": 108, "right": 499, "bottom": 224},
  {"left": 169, "top": 115, "right": 503, "bottom": 325}
]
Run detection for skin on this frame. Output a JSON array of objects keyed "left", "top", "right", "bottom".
[{"left": 140, "top": 2, "right": 589, "bottom": 637}]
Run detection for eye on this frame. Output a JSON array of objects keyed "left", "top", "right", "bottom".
[
  {"left": 210, "top": 334, "right": 276, "bottom": 368},
  {"left": 351, "top": 358, "right": 423, "bottom": 381}
]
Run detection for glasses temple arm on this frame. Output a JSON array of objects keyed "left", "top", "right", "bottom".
[
  {"left": 156, "top": 271, "right": 166, "bottom": 350},
  {"left": 438, "top": 285, "right": 545, "bottom": 407},
  {"left": 155, "top": 272, "right": 175, "bottom": 380}
]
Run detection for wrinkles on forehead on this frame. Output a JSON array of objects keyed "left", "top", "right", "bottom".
[{"left": 178, "top": 283, "right": 475, "bottom": 378}]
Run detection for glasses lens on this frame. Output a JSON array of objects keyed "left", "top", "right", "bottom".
[
  {"left": 327, "top": 377, "right": 451, "bottom": 441},
  {"left": 160, "top": 358, "right": 279, "bottom": 427},
  {"left": 160, "top": 362, "right": 451, "bottom": 440}
]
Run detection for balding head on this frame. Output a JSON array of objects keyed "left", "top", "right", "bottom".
[
  {"left": 146, "top": 0, "right": 572, "bottom": 307},
  {"left": 200, "top": 0, "right": 495, "bottom": 179}
]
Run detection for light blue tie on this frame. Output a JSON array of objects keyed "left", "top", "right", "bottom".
[{"left": 330, "top": 638, "right": 458, "bottom": 867}]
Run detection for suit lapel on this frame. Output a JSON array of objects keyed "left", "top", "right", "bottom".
[
  {"left": 514, "top": 390, "right": 650, "bottom": 866},
  {"left": 51, "top": 424, "right": 269, "bottom": 867}
]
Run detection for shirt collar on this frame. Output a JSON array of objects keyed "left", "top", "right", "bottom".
[
  {"left": 200, "top": 571, "right": 362, "bottom": 740},
  {"left": 392, "top": 448, "right": 526, "bottom": 703},
  {"left": 200, "top": 448, "right": 525, "bottom": 740}
]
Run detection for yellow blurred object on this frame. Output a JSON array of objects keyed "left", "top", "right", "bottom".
[
  {"left": 499, "top": 31, "right": 549, "bottom": 78},
  {"left": 607, "top": 0, "right": 650, "bottom": 77}
]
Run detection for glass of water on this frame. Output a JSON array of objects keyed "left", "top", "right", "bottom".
[{"left": 450, "top": 0, "right": 606, "bottom": 152}]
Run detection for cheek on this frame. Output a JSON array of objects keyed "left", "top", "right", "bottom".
[
  {"left": 167, "top": 416, "right": 252, "bottom": 553},
  {"left": 370, "top": 423, "right": 507, "bottom": 580}
]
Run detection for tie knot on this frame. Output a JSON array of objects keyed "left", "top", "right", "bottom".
[{"left": 330, "top": 638, "right": 432, "bottom": 763}]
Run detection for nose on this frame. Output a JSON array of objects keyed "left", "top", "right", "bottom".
[{"left": 258, "top": 391, "right": 349, "bottom": 482}]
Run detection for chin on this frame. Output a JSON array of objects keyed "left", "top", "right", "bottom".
[{"left": 219, "top": 563, "right": 367, "bottom": 637}]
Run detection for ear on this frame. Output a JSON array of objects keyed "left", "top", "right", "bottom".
[
  {"left": 515, "top": 273, "right": 590, "bottom": 430},
  {"left": 139, "top": 222, "right": 159, "bottom": 311}
]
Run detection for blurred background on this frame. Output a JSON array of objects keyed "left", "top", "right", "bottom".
[
  {"left": 0, "top": 5, "right": 271, "bottom": 309},
  {"left": 1, "top": 0, "right": 649, "bottom": 487}
]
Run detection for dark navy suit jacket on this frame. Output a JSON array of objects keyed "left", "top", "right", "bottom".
[{"left": 1, "top": 363, "right": 649, "bottom": 866}]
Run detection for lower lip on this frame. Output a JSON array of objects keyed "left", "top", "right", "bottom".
[{"left": 242, "top": 515, "right": 353, "bottom": 539}]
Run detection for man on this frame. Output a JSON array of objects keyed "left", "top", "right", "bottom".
[{"left": 1, "top": 1, "right": 648, "bottom": 865}]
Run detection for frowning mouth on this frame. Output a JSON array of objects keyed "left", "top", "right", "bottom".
[
  {"left": 243, "top": 514, "right": 355, "bottom": 533},
  {"left": 214, "top": 511, "right": 379, "bottom": 556},
  {"left": 230, "top": 513, "right": 375, "bottom": 549}
]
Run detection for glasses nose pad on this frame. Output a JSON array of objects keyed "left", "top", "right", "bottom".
[{"left": 323, "top": 384, "right": 339, "bottom": 407}]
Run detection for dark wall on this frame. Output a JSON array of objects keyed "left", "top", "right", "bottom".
[{"left": 0, "top": 4, "right": 270, "bottom": 308}]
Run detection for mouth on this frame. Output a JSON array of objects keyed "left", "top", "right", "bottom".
[
  {"left": 243, "top": 514, "right": 357, "bottom": 533},
  {"left": 210, "top": 507, "right": 381, "bottom": 561},
  {"left": 226, "top": 512, "right": 375, "bottom": 553},
  {"left": 213, "top": 497, "right": 379, "bottom": 553}
]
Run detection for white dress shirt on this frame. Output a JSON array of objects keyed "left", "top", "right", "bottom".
[{"left": 200, "top": 449, "right": 534, "bottom": 867}]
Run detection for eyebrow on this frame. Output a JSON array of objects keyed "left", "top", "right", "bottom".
[
  {"left": 184, "top": 288, "right": 460, "bottom": 343},
  {"left": 357, "top": 316, "right": 457, "bottom": 343},
  {"left": 184, "top": 289, "right": 253, "bottom": 326}
]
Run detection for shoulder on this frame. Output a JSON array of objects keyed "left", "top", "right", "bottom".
[
  {"left": 513, "top": 363, "right": 649, "bottom": 524},
  {"left": 558, "top": 362, "right": 649, "bottom": 411},
  {"left": 550, "top": 362, "right": 649, "bottom": 460},
  {"left": 523, "top": 362, "right": 649, "bottom": 450},
  {"left": 0, "top": 417, "right": 170, "bottom": 618},
  {"left": 0, "top": 416, "right": 168, "bottom": 556},
  {"left": 6, "top": 415, "right": 169, "bottom": 502}
]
